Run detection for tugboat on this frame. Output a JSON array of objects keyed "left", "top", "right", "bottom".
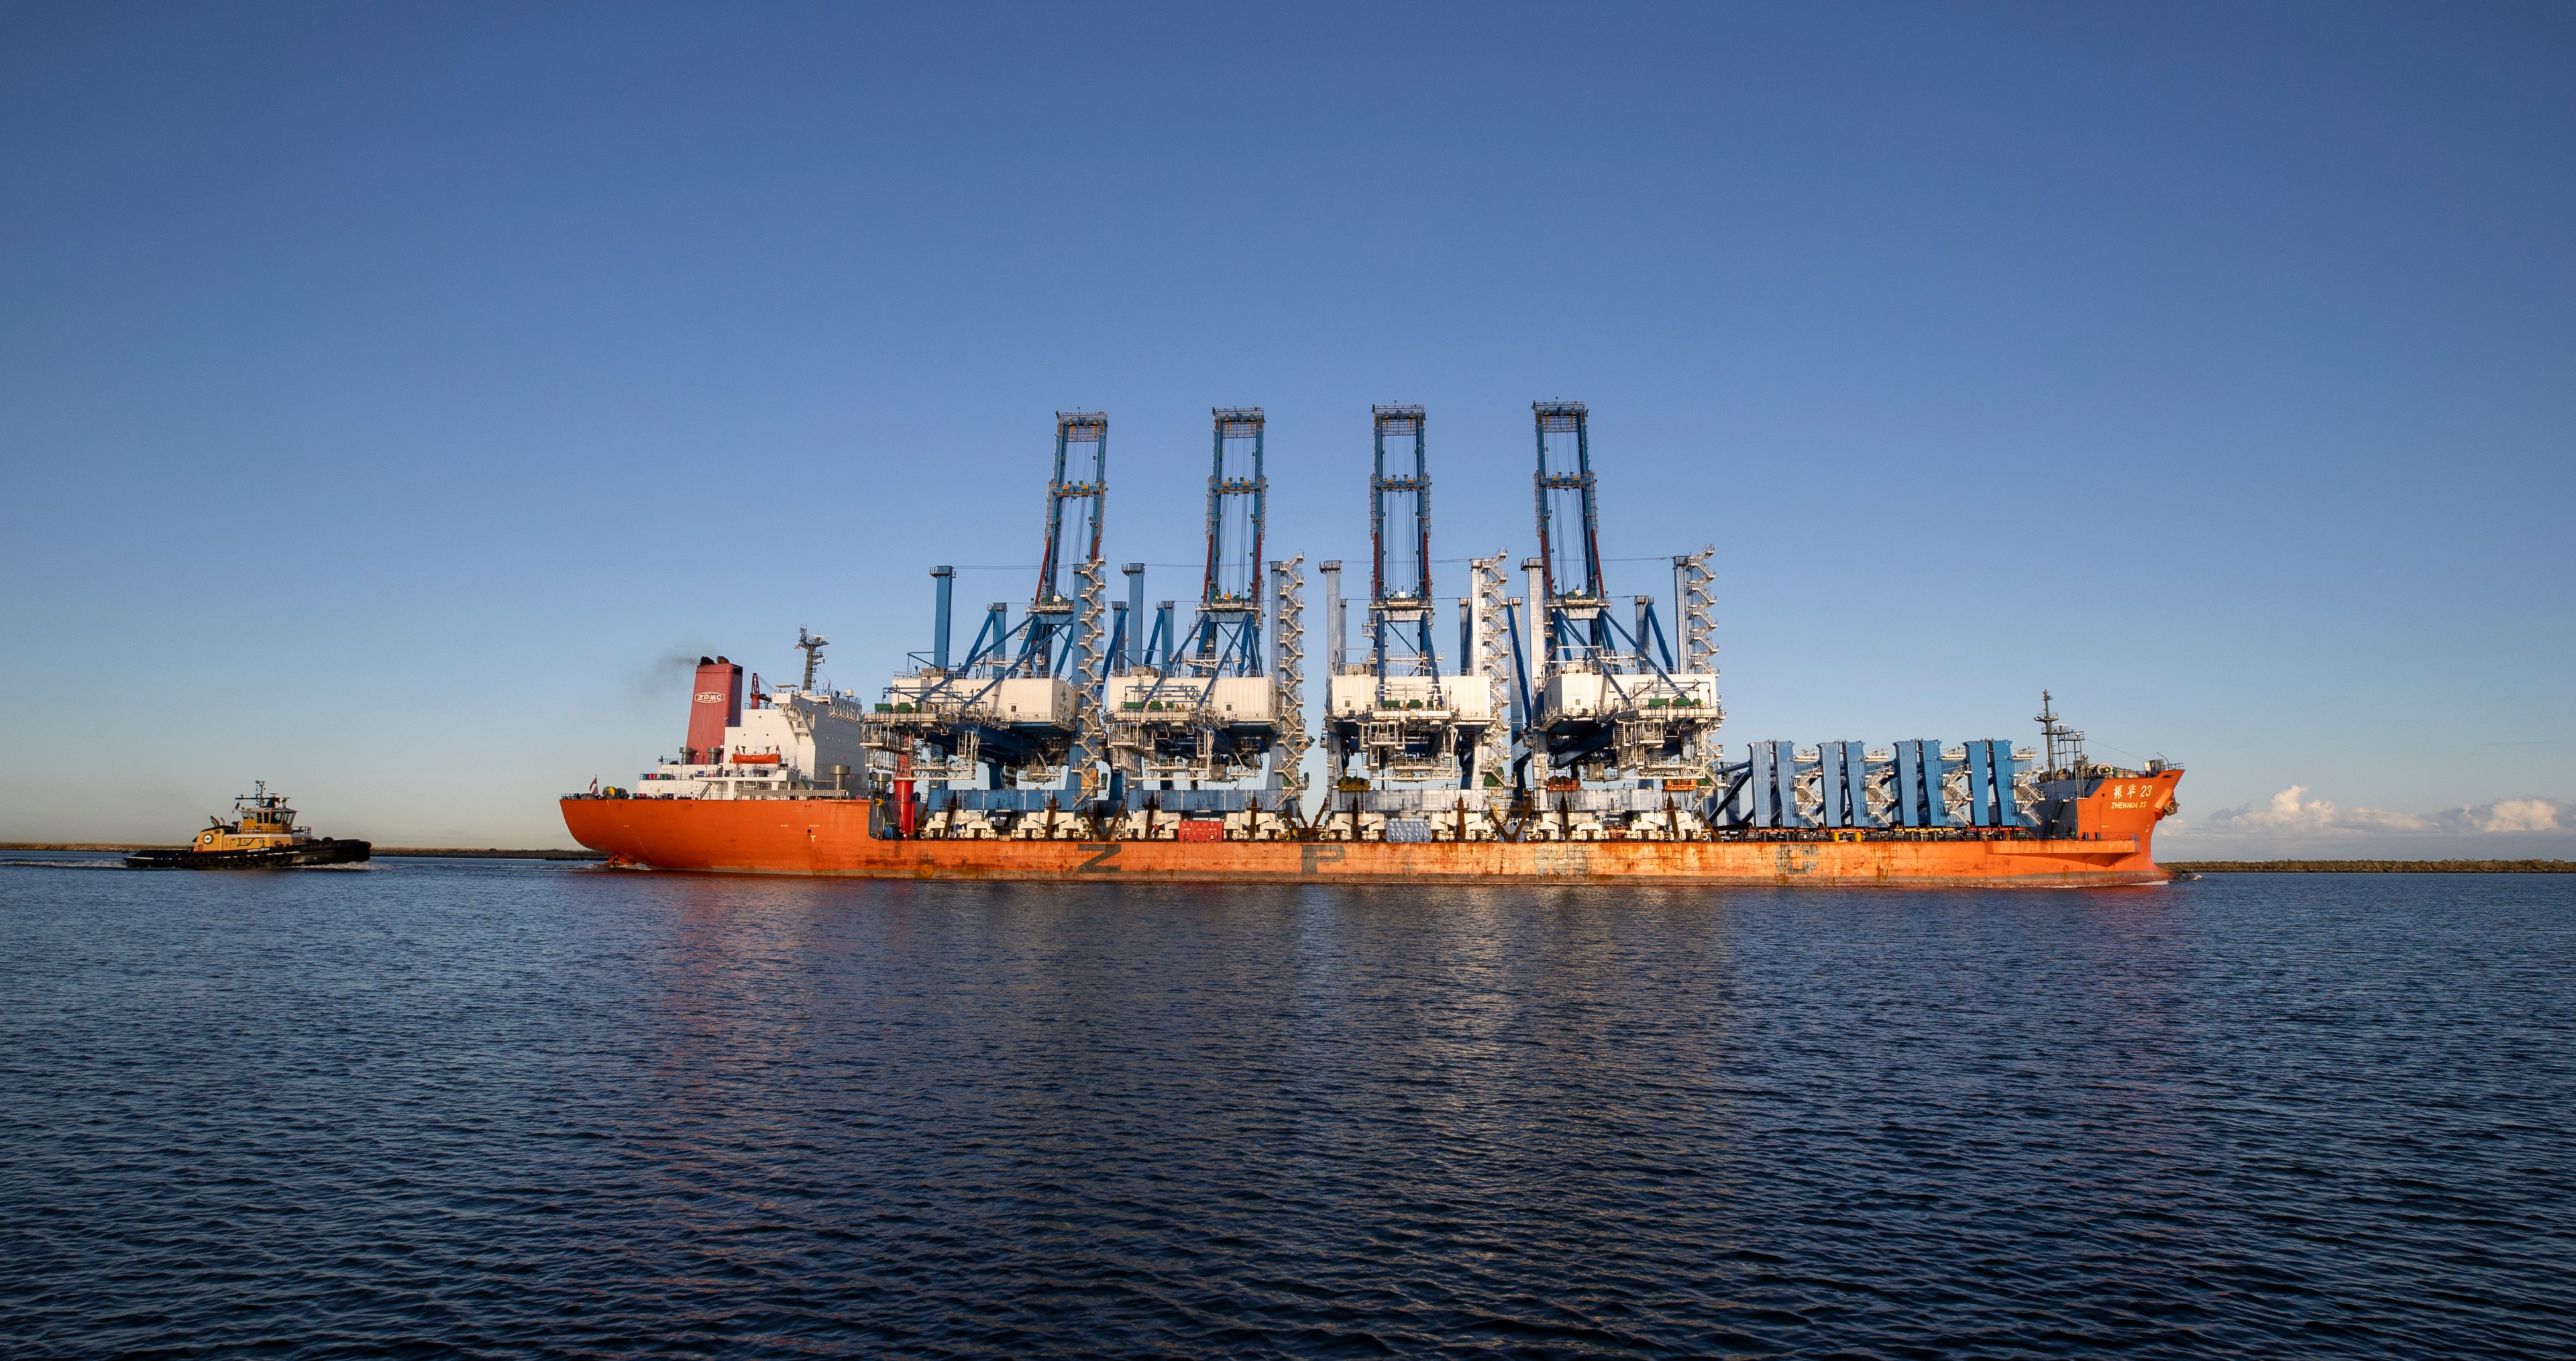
[{"left": 125, "top": 782, "right": 372, "bottom": 869}]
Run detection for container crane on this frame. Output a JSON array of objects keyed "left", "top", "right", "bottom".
[
  {"left": 1102, "top": 408, "right": 1302, "bottom": 797},
  {"left": 869, "top": 413, "right": 1110, "bottom": 815},
  {"left": 1509, "top": 400, "right": 1725, "bottom": 840},
  {"left": 1316, "top": 406, "right": 1504, "bottom": 840}
]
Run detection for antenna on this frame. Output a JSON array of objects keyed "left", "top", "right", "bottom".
[
  {"left": 2035, "top": 690, "right": 2086, "bottom": 774},
  {"left": 796, "top": 627, "right": 829, "bottom": 692}
]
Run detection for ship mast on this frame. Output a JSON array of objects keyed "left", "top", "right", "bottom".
[
  {"left": 2035, "top": 690, "right": 2086, "bottom": 775},
  {"left": 796, "top": 627, "right": 828, "bottom": 692}
]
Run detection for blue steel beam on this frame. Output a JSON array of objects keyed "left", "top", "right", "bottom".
[
  {"left": 1503, "top": 596, "right": 1534, "bottom": 740},
  {"left": 1123, "top": 563, "right": 1145, "bottom": 668},
  {"left": 1778, "top": 745, "right": 1807, "bottom": 828},
  {"left": 1148, "top": 601, "right": 1175, "bottom": 670},
  {"left": 1750, "top": 741, "right": 1777, "bottom": 826},
  {"left": 1966, "top": 741, "right": 1996, "bottom": 827},
  {"left": 1989, "top": 740, "right": 2025, "bottom": 826},
  {"left": 1925, "top": 741, "right": 1955, "bottom": 827},
  {"left": 969, "top": 604, "right": 1008, "bottom": 669},
  {"left": 1894, "top": 739, "right": 1931, "bottom": 827},
  {"left": 930, "top": 566, "right": 954, "bottom": 670},
  {"left": 1635, "top": 596, "right": 1674, "bottom": 671},
  {"left": 1818, "top": 743, "right": 1845, "bottom": 826}
]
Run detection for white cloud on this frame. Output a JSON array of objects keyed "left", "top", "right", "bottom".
[
  {"left": 2195, "top": 785, "right": 2421, "bottom": 835},
  {"left": 2182, "top": 786, "right": 2569, "bottom": 840},
  {"left": 2462, "top": 798, "right": 2564, "bottom": 834}
]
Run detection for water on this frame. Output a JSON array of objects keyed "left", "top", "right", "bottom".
[{"left": 4, "top": 859, "right": 2571, "bottom": 1358}]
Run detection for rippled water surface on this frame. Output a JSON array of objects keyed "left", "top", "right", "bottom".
[{"left": 3, "top": 859, "right": 2571, "bottom": 1357}]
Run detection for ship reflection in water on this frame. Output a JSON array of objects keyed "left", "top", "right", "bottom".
[{"left": 5, "top": 859, "right": 2571, "bottom": 1356}]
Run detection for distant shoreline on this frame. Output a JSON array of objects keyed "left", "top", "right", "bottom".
[
  {"left": 2168, "top": 859, "right": 2575, "bottom": 873},
  {"left": 0, "top": 842, "right": 606, "bottom": 861}
]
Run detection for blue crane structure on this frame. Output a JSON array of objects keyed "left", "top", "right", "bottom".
[
  {"left": 869, "top": 413, "right": 1110, "bottom": 793},
  {"left": 1509, "top": 401, "right": 1725, "bottom": 798},
  {"left": 1368, "top": 404, "right": 1440, "bottom": 696},
  {"left": 1194, "top": 406, "right": 1267, "bottom": 673},
  {"left": 1320, "top": 405, "right": 1505, "bottom": 790},
  {"left": 1026, "top": 412, "right": 1110, "bottom": 678},
  {"left": 1100, "top": 408, "right": 1298, "bottom": 788},
  {"left": 835, "top": 396, "right": 2054, "bottom": 843},
  {"left": 1532, "top": 400, "right": 1609, "bottom": 662}
]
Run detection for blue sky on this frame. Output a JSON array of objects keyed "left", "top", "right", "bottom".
[{"left": 2, "top": 3, "right": 2569, "bottom": 852}]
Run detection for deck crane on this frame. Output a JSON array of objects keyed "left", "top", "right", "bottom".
[
  {"left": 1308, "top": 408, "right": 1508, "bottom": 842},
  {"left": 1510, "top": 400, "right": 1725, "bottom": 840},
  {"left": 1322, "top": 405, "right": 1501, "bottom": 793},
  {"left": 869, "top": 413, "right": 1110, "bottom": 804},
  {"left": 1102, "top": 409, "right": 1302, "bottom": 794}
]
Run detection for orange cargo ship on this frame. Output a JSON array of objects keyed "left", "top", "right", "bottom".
[
  {"left": 561, "top": 655, "right": 2182, "bottom": 889},
  {"left": 561, "top": 763, "right": 2183, "bottom": 887},
  {"left": 563, "top": 403, "right": 2186, "bottom": 887}
]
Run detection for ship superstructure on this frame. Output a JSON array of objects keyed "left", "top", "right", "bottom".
[
  {"left": 631, "top": 649, "right": 873, "bottom": 800},
  {"left": 568, "top": 398, "right": 2184, "bottom": 885}
]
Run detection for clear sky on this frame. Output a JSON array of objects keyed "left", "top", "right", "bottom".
[{"left": 3, "top": 3, "right": 2569, "bottom": 854}]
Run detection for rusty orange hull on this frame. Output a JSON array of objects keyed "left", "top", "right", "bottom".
[{"left": 560, "top": 784, "right": 2179, "bottom": 889}]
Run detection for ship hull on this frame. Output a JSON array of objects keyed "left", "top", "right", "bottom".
[
  {"left": 560, "top": 798, "right": 2172, "bottom": 887},
  {"left": 125, "top": 838, "right": 374, "bottom": 869}
]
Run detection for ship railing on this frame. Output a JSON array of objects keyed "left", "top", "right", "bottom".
[{"left": 1135, "top": 755, "right": 1266, "bottom": 781}]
